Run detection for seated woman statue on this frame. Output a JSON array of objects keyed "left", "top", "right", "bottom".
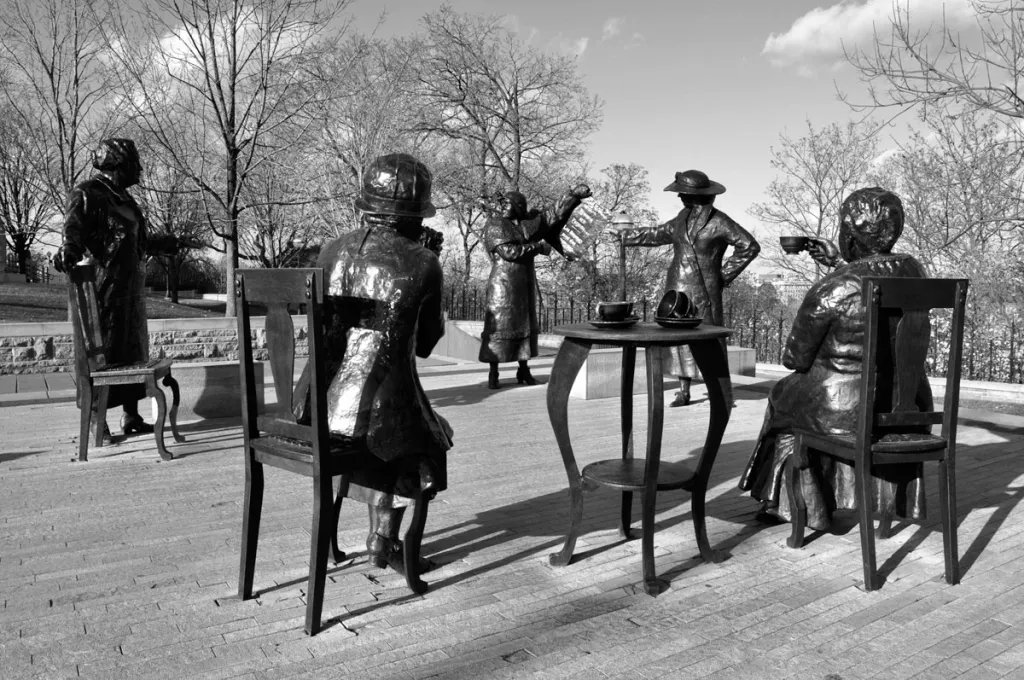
[
  {"left": 293, "top": 152, "right": 452, "bottom": 573},
  {"left": 738, "top": 187, "right": 930, "bottom": 531}
]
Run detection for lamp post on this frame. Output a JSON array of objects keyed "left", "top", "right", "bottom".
[{"left": 609, "top": 211, "right": 634, "bottom": 302}]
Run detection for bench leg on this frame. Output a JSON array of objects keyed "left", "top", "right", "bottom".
[
  {"left": 162, "top": 373, "right": 186, "bottom": 443},
  {"left": 146, "top": 376, "right": 173, "bottom": 461},
  {"left": 239, "top": 458, "right": 263, "bottom": 600}
]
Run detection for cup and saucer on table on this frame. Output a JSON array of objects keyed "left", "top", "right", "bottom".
[
  {"left": 654, "top": 290, "right": 702, "bottom": 329},
  {"left": 588, "top": 300, "right": 639, "bottom": 329}
]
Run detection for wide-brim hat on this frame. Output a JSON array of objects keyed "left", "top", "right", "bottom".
[{"left": 664, "top": 169, "right": 726, "bottom": 196}]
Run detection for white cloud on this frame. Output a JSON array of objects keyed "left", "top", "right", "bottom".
[
  {"left": 551, "top": 34, "right": 588, "bottom": 57},
  {"left": 602, "top": 17, "right": 623, "bottom": 40},
  {"left": 763, "top": 0, "right": 979, "bottom": 74}
]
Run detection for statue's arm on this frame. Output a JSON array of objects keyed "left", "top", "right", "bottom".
[
  {"left": 619, "top": 223, "right": 674, "bottom": 247},
  {"left": 416, "top": 258, "right": 446, "bottom": 358},
  {"left": 720, "top": 219, "right": 761, "bottom": 286},
  {"left": 781, "top": 279, "right": 840, "bottom": 372},
  {"left": 58, "top": 188, "right": 91, "bottom": 268}
]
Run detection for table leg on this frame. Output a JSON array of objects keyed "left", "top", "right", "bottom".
[
  {"left": 547, "top": 338, "right": 592, "bottom": 567},
  {"left": 620, "top": 345, "right": 636, "bottom": 540},
  {"left": 688, "top": 339, "right": 733, "bottom": 563},
  {"left": 642, "top": 346, "right": 667, "bottom": 595}
]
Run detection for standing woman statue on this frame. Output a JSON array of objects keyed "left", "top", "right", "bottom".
[
  {"left": 478, "top": 185, "right": 592, "bottom": 389},
  {"left": 55, "top": 139, "right": 176, "bottom": 441},
  {"left": 618, "top": 169, "right": 759, "bottom": 405}
]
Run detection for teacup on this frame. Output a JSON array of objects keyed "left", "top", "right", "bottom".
[
  {"left": 779, "top": 235, "right": 810, "bottom": 254},
  {"left": 657, "top": 290, "right": 698, "bottom": 319},
  {"left": 596, "top": 300, "right": 633, "bottom": 321}
]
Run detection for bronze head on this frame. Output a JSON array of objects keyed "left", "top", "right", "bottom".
[
  {"left": 838, "top": 187, "right": 904, "bottom": 262},
  {"left": 504, "top": 191, "right": 528, "bottom": 220},
  {"left": 355, "top": 153, "right": 436, "bottom": 218},
  {"left": 93, "top": 138, "right": 142, "bottom": 187}
]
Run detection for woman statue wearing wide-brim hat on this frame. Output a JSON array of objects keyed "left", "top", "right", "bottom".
[{"left": 618, "top": 169, "right": 760, "bottom": 405}]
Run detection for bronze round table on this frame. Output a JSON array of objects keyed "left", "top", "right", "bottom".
[{"left": 545, "top": 321, "right": 734, "bottom": 594}]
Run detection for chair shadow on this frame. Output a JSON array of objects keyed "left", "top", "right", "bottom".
[
  {"left": 0, "top": 450, "right": 47, "bottom": 463},
  {"left": 729, "top": 438, "right": 1024, "bottom": 584}
]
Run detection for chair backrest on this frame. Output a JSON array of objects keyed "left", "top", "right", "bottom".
[
  {"left": 67, "top": 263, "right": 108, "bottom": 377},
  {"left": 859, "top": 276, "right": 969, "bottom": 450},
  {"left": 235, "top": 268, "right": 328, "bottom": 461}
]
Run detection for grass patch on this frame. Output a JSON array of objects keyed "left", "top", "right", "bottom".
[{"left": 0, "top": 282, "right": 224, "bottom": 322}]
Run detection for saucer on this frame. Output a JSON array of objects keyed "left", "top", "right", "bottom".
[
  {"left": 589, "top": 316, "right": 639, "bottom": 329},
  {"left": 654, "top": 316, "right": 702, "bottom": 329}
]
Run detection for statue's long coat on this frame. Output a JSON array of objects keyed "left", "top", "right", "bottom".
[{"left": 62, "top": 177, "right": 150, "bottom": 408}]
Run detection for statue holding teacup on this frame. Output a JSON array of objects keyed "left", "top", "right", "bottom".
[
  {"left": 618, "top": 169, "right": 759, "bottom": 406},
  {"left": 780, "top": 235, "right": 840, "bottom": 266}
]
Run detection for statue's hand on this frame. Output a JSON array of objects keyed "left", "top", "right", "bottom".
[
  {"left": 807, "top": 238, "right": 840, "bottom": 268},
  {"left": 421, "top": 226, "right": 444, "bottom": 255},
  {"left": 571, "top": 183, "right": 592, "bottom": 200}
]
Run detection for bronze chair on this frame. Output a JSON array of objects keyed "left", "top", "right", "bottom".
[
  {"left": 785, "top": 276, "right": 969, "bottom": 590},
  {"left": 68, "top": 263, "right": 184, "bottom": 462},
  {"left": 236, "top": 268, "right": 434, "bottom": 636}
]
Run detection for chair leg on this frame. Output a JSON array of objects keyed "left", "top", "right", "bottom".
[
  {"left": 93, "top": 386, "right": 109, "bottom": 448},
  {"left": 162, "top": 373, "right": 186, "bottom": 443},
  {"left": 147, "top": 376, "right": 173, "bottom": 461},
  {"left": 402, "top": 492, "right": 431, "bottom": 595},
  {"left": 331, "top": 477, "right": 349, "bottom": 564},
  {"left": 939, "top": 458, "right": 960, "bottom": 585},
  {"left": 79, "top": 381, "right": 93, "bottom": 462},
  {"left": 619, "top": 491, "right": 633, "bottom": 540},
  {"left": 856, "top": 463, "right": 879, "bottom": 590},
  {"left": 304, "top": 476, "right": 334, "bottom": 636},
  {"left": 238, "top": 458, "right": 264, "bottom": 600},
  {"left": 786, "top": 459, "right": 807, "bottom": 549}
]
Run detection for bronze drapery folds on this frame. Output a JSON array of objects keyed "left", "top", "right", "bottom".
[
  {"left": 478, "top": 185, "right": 591, "bottom": 388},
  {"left": 739, "top": 187, "right": 931, "bottom": 530},
  {"left": 619, "top": 169, "right": 759, "bottom": 405}
]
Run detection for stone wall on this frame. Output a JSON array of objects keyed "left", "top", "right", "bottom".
[{"left": 0, "top": 317, "right": 308, "bottom": 374}]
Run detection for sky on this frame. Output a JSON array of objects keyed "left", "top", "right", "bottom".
[{"left": 350, "top": 0, "right": 981, "bottom": 240}]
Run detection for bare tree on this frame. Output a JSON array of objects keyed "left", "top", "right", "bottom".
[
  {"left": 105, "top": 0, "right": 354, "bottom": 315},
  {"left": 750, "top": 120, "right": 879, "bottom": 283},
  {"left": 134, "top": 155, "right": 211, "bottom": 303},
  {"left": 0, "top": 0, "right": 114, "bottom": 211},
  {"left": 847, "top": 1, "right": 1024, "bottom": 124},
  {"left": 877, "top": 108, "right": 1024, "bottom": 306},
  {"left": 413, "top": 7, "right": 603, "bottom": 195},
  {"left": 0, "top": 111, "right": 59, "bottom": 275}
]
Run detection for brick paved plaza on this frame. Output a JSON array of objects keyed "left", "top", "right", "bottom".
[{"left": 3, "top": 357, "right": 1024, "bottom": 679}]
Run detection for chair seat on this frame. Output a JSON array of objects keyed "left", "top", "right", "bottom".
[
  {"left": 251, "top": 434, "right": 361, "bottom": 470},
  {"left": 804, "top": 431, "right": 948, "bottom": 456},
  {"left": 582, "top": 458, "right": 697, "bottom": 491},
  {"left": 93, "top": 357, "right": 173, "bottom": 379}
]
